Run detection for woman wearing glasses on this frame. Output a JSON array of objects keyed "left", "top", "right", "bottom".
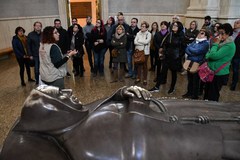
[
  {"left": 39, "top": 26, "right": 77, "bottom": 89},
  {"left": 182, "top": 29, "right": 210, "bottom": 99},
  {"left": 134, "top": 21, "right": 151, "bottom": 86},
  {"left": 203, "top": 23, "right": 236, "bottom": 101}
]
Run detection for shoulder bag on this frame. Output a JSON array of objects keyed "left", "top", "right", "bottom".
[{"left": 198, "top": 61, "right": 229, "bottom": 82}]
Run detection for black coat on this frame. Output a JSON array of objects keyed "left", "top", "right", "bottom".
[
  {"left": 184, "top": 28, "right": 199, "bottom": 45},
  {"left": 27, "top": 31, "right": 41, "bottom": 57},
  {"left": 56, "top": 27, "right": 69, "bottom": 55},
  {"left": 233, "top": 33, "right": 240, "bottom": 58},
  {"left": 91, "top": 28, "right": 107, "bottom": 52},
  {"left": 70, "top": 30, "right": 84, "bottom": 57},
  {"left": 126, "top": 27, "right": 139, "bottom": 50}
]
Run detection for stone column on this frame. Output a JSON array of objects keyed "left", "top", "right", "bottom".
[
  {"left": 100, "top": 0, "right": 109, "bottom": 22},
  {"left": 218, "top": 0, "right": 240, "bottom": 24},
  {"left": 185, "top": 0, "right": 220, "bottom": 28},
  {"left": 58, "top": 0, "right": 68, "bottom": 29}
]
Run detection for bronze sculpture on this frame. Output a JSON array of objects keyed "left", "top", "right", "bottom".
[{"left": 0, "top": 85, "right": 240, "bottom": 160}]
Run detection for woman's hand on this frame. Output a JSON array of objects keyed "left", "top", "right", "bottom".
[{"left": 68, "top": 49, "right": 78, "bottom": 56}]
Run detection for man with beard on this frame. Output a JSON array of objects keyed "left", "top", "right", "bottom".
[
  {"left": 83, "top": 16, "right": 94, "bottom": 73},
  {"left": 27, "top": 21, "right": 42, "bottom": 85}
]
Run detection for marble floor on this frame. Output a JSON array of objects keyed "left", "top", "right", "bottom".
[{"left": 0, "top": 52, "right": 240, "bottom": 146}]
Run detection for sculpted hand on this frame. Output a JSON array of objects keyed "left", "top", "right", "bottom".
[{"left": 122, "top": 86, "right": 152, "bottom": 101}]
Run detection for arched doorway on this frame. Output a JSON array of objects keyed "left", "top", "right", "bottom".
[{"left": 68, "top": 0, "right": 100, "bottom": 27}]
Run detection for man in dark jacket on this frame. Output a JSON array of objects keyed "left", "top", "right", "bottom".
[
  {"left": 54, "top": 19, "right": 71, "bottom": 77},
  {"left": 230, "top": 19, "right": 240, "bottom": 91},
  {"left": 125, "top": 18, "right": 139, "bottom": 78},
  {"left": 27, "top": 21, "right": 42, "bottom": 85}
]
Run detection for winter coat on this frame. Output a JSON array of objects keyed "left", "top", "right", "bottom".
[
  {"left": 111, "top": 34, "right": 127, "bottom": 63},
  {"left": 185, "top": 40, "right": 209, "bottom": 63},
  {"left": 206, "top": 38, "right": 236, "bottom": 75},
  {"left": 134, "top": 31, "right": 151, "bottom": 55}
]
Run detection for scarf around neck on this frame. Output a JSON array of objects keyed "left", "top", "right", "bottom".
[
  {"left": 115, "top": 32, "right": 125, "bottom": 39},
  {"left": 18, "top": 35, "right": 28, "bottom": 55},
  {"left": 160, "top": 29, "right": 167, "bottom": 35}
]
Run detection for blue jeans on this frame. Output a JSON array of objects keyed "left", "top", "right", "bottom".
[
  {"left": 93, "top": 48, "right": 106, "bottom": 74},
  {"left": 231, "top": 57, "right": 240, "bottom": 88},
  {"left": 127, "top": 49, "right": 133, "bottom": 76}
]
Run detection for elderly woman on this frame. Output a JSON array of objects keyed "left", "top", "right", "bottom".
[
  {"left": 12, "top": 26, "right": 35, "bottom": 86},
  {"left": 203, "top": 23, "right": 236, "bottom": 101},
  {"left": 182, "top": 29, "right": 210, "bottom": 99},
  {"left": 134, "top": 21, "right": 151, "bottom": 85},
  {"left": 110, "top": 25, "right": 127, "bottom": 82},
  {"left": 39, "top": 26, "right": 77, "bottom": 89}
]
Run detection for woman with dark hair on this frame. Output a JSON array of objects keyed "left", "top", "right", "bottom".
[
  {"left": 148, "top": 21, "right": 169, "bottom": 92},
  {"left": 150, "top": 21, "right": 185, "bottom": 94},
  {"left": 12, "top": 26, "right": 35, "bottom": 86},
  {"left": 39, "top": 26, "right": 77, "bottom": 89},
  {"left": 149, "top": 22, "right": 159, "bottom": 71},
  {"left": 69, "top": 24, "right": 84, "bottom": 77},
  {"left": 203, "top": 23, "right": 236, "bottom": 101},
  {"left": 91, "top": 19, "right": 107, "bottom": 76},
  {"left": 104, "top": 16, "right": 115, "bottom": 69},
  {"left": 211, "top": 22, "right": 222, "bottom": 45}
]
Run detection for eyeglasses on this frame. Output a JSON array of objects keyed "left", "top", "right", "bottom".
[
  {"left": 219, "top": 31, "right": 226, "bottom": 35},
  {"left": 96, "top": 21, "right": 101, "bottom": 24}
]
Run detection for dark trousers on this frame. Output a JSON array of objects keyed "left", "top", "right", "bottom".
[
  {"left": 204, "top": 74, "right": 229, "bottom": 102},
  {"left": 156, "top": 59, "right": 168, "bottom": 88},
  {"left": 93, "top": 48, "right": 106, "bottom": 74},
  {"left": 149, "top": 49, "right": 156, "bottom": 69},
  {"left": 231, "top": 57, "right": 240, "bottom": 89},
  {"left": 33, "top": 56, "right": 40, "bottom": 84},
  {"left": 108, "top": 46, "right": 114, "bottom": 68},
  {"left": 156, "top": 59, "right": 177, "bottom": 90},
  {"left": 187, "top": 72, "right": 200, "bottom": 98},
  {"left": 16, "top": 57, "right": 31, "bottom": 83},
  {"left": 73, "top": 56, "right": 84, "bottom": 75},
  {"left": 85, "top": 41, "right": 93, "bottom": 69}
]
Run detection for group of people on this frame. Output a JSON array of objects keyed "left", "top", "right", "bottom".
[{"left": 11, "top": 13, "right": 240, "bottom": 102}]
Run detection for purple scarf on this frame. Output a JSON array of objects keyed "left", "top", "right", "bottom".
[{"left": 160, "top": 29, "right": 167, "bottom": 35}]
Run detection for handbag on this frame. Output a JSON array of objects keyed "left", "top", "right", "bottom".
[
  {"left": 133, "top": 49, "right": 145, "bottom": 64},
  {"left": 24, "top": 56, "right": 35, "bottom": 67},
  {"left": 112, "top": 48, "right": 119, "bottom": 58},
  {"left": 183, "top": 60, "right": 199, "bottom": 73},
  {"left": 198, "top": 62, "right": 229, "bottom": 82}
]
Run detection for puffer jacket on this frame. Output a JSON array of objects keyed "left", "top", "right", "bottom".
[{"left": 134, "top": 31, "right": 151, "bottom": 55}]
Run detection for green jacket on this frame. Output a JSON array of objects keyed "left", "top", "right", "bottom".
[{"left": 205, "top": 41, "right": 236, "bottom": 75}]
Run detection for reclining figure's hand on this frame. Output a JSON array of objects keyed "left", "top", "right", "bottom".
[{"left": 121, "top": 86, "right": 152, "bottom": 101}]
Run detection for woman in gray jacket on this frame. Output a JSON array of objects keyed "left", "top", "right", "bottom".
[{"left": 110, "top": 25, "right": 127, "bottom": 82}]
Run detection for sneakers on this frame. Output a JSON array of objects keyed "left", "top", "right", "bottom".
[
  {"left": 182, "top": 93, "right": 191, "bottom": 98},
  {"left": 148, "top": 87, "right": 159, "bottom": 93},
  {"left": 28, "top": 79, "right": 35, "bottom": 82},
  {"left": 168, "top": 88, "right": 175, "bottom": 94}
]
